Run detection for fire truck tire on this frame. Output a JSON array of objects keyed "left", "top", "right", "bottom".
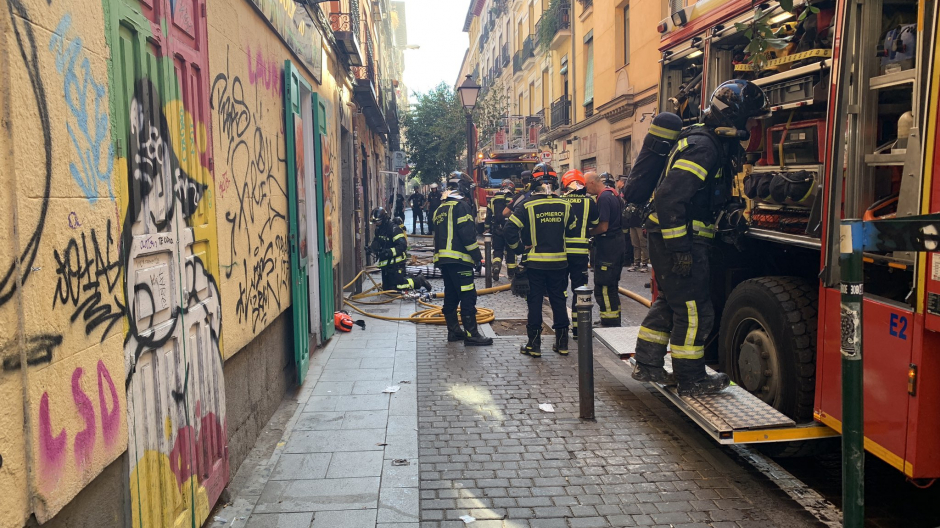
[{"left": 719, "top": 276, "right": 818, "bottom": 423}]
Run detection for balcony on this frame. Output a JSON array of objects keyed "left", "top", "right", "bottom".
[
  {"left": 522, "top": 35, "right": 534, "bottom": 65},
  {"left": 539, "top": 2, "right": 571, "bottom": 50},
  {"left": 512, "top": 51, "right": 523, "bottom": 76},
  {"left": 329, "top": 13, "right": 364, "bottom": 66},
  {"left": 550, "top": 95, "right": 571, "bottom": 129},
  {"left": 501, "top": 44, "right": 510, "bottom": 69},
  {"left": 353, "top": 62, "right": 389, "bottom": 135},
  {"left": 584, "top": 100, "right": 594, "bottom": 118}
]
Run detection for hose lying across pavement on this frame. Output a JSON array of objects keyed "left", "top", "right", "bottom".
[{"left": 342, "top": 268, "right": 651, "bottom": 325}]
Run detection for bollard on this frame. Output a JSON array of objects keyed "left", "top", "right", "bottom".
[
  {"left": 575, "top": 286, "right": 595, "bottom": 420},
  {"left": 840, "top": 220, "right": 864, "bottom": 528},
  {"left": 483, "top": 232, "right": 493, "bottom": 289}
]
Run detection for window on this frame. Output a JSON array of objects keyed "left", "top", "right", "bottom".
[
  {"left": 623, "top": 5, "right": 630, "bottom": 65},
  {"left": 583, "top": 35, "right": 594, "bottom": 108},
  {"left": 528, "top": 82, "right": 535, "bottom": 115},
  {"left": 519, "top": 93, "right": 524, "bottom": 114},
  {"left": 541, "top": 71, "right": 549, "bottom": 111},
  {"left": 621, "top": 137, "right": 633, "bottom": 175}
]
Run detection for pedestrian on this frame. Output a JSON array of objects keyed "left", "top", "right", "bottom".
[
  {"left": 369, "top": 207, "right": 431, "bottom": 292},
  {"left": 627, "top": 224, "right": 649, "bottom": 272},
  {"left": 432, "top": 172, "right": 493, "bottom": 346},
  {"left": 409, "top": 187, "right": 427, "bottom": 234},
  {"left": 559, "top": 169, "right": 599, "bottom": 340},
  {"left": 586, "top": 171, "right": 626, "bottom": 327},
  {"left": 484, "top": 180, "right": 517, "bottom": 281},
  {"left": 504, "top": 163, "right": 573, "bottom": 357},
  {"left": 393, "top": 189, "right": 406, "bottom": 222},
  {"left": 426, "top": 182, "right": 442, "bottom": 234},
  {"left": 633, "top": 79, "right": 769, "bottom": 396}
]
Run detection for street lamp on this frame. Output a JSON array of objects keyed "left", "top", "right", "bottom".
[{"left": 457, "top": 74, "right": 481, "bottom": 179}]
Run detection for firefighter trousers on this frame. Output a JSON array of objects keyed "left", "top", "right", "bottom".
[
  {"left": 381, "top": 264, "right": 414, "bottom": 291},
  {"left": 593, "top": 233, "right": 625, "bottom": 326},
  {"left": 567, "top": 255, "right": 589, "bottom": 335},
  {"left": 635, "top": 232, "right": 715, "bottom": 384},
  {"left": 526, "top": 268, "right": 569, "bottom": 333},
  {"left": 440, "top": 264, "right": 477, "bottom": 327},
  {"left": 491, "top": 230, "right": 516, "bottom": 277}
]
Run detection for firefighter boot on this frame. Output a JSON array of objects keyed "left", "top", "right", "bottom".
[
  {"left": 491, "top": 258, "right": 502, "bottom": 282},
  {"left": 412, "top": 275, "right": 433, "bottom": 292},
  {"left": 520, "top": 327, "right": 542, "bottom": 357},
  {"left": 631, "top": 362, "right": 677, "bottom": 386},
  {"left": 552, "top": 327, "right": 569, "bottom": 355},
  {"left": 462, "top": 314, "right": 493, "bottom": 346},
  {"left": 445, "top": 312, "right": 465, "bottom": 342},
  {"left": 674, "top": 358, "right": 730, "bottom": 397}
]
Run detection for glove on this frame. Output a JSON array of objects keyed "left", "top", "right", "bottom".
[
  {"left": 475, "top": 260, "right": 483, "bottom": 275},
  {"left": 511, "top": 267, "right": 529, "bottom": 298},
  {"left": 671, "top": 251, "right": 693, "bottom": 277}
]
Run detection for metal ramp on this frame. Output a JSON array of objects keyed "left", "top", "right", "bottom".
[{"left": 594, "top": 327, "right": 838, "bottom": 445}]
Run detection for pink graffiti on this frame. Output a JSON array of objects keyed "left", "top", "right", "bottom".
[
  {"left": 218, "top": 171, "right": 231, "bottom": 199},
  {"left": 97, "top": 360, "right": 120, "bottom": 446},
  {"left": 246, "top": 45, "right": 282, "bottom": 97},
  {"left": 72, "top": 367, "right": 97, "bottom": 468},
  {"left": 39, "top": 393, "right": 67, "bottom": 485},
  {"left": 168, "top": 411, "right": 227, "bottom": 492}
]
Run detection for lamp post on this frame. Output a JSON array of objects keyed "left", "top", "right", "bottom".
[{"left": 457, "top": 74, "right": 481, "bottom": 181}]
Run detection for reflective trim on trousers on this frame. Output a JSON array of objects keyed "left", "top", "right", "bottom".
[
  {"left": 670, "top": 343, "right": 705, "bottom": 359},
  {"left": 638, "top": 326, "right": 670, "bottom": 345}
]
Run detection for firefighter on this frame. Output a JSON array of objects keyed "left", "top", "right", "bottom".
[
  {"left": 559, "top": 169, "right": 599, "bottom": 339},
  {"left": 504, "top": 170, "right": 534, "bottom": 217},
  {"left": 484, "top": 180, "right": 517, "bottom": 281},
  {"left": 369, "top": 207, "right": 431, "bottom": 292},
  {"left": 504, "top": 164, "right": 574, "bottom": 357},
  {"left": 586, "top": 171, "right": 626, "bottom": 327},
  {"left": 433, "top": 172, "right": 493, "bottom": 346},
  {"left": 427, "top": 183, "right": 443, "bottom": 233},
  {"left": 409, "top": 188, "right": 427, "bottom": 234},
  {"left": 634, "top": 79, "right": 769, "bottom": 396}
]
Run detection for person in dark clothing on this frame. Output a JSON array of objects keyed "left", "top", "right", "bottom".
[
  {"left": 633, "top": 79, "right": 769, "bottom": 396},
  {"left": 586, "top": 171, "right": 626, "bottom": 327},
  {"left": 559, "top": 169, "right": 599, "bottom": 339},
  {"left": 433, "top": 172, "right": 492, "bottom": 346},
  {"left": 504, "top": 170, "right": 534, "bottom": 217},
  {"left": 409, "top": 189, "right": 427, "bottom": 234},
  {"left": 504, "top": 164, "right": 575, "bottom": 357},
  {"left": 369, "top": 207, "right": 431, "bottom": 292},
  {"left": 426, "top": 183, "right": 443, "bottom": 234},
  {"left": 393, "top": 191, "right": 406, "bottom": 222},
  {"left": 484, "top": 180, "right": 517, "bottom": 281}
]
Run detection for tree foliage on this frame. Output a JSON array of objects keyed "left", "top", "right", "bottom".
[
  {"left": 401, "top": 83, "right": 465, "bottom": 185},
  {"left": 473, "top": 80, "right": 510, "bottom": 148}
]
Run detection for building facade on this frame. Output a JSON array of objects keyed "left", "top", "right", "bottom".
[
  {"left": 463, "top": 0, "right": 669, "bottom": 176},
  {"left": 0, "top": 0, "right": 404, "bottom": 526}
]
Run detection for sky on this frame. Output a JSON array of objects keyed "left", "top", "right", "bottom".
[{"left": 399, "top": 0, "right": 472, "bottom": 98}]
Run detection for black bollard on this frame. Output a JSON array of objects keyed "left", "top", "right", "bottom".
[
  {"left": 483, "top": 232, "right": 493, "bottom": 289},
  {"left": 575, "top": 286, "right": 594, "bottom": 420}
]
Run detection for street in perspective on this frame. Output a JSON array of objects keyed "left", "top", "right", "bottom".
[{"left": 4, "top": 0, "right": 940, "bottom": 527}]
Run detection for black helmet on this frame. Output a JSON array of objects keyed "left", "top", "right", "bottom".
[
  {"left": 447, "top": 171, "right": 474, "bottom": 195},
  {"left": 532, "top": 163, "right": 558, "bottom": 190},
  {"left": 702, "top": 80, "right": 769, "bottom": 130},
  {"left": 499, "top": 180, "right": 516, "bottom": 193},
  {"left": 370, "top": 207, "right": 389, "bottom": 225},
  {"left": 599, "top": 172, "right": 616, "bottom": 187}
]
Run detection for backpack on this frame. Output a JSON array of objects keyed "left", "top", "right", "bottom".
[{"left": 621, "top": 112, "right": 684, "bottom": 205}]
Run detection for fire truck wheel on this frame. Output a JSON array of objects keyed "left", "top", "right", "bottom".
[{"left": 720, "top": 276, "right": 818, "bottom": 423}]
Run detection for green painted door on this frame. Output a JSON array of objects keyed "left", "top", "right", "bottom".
[
  {"left": 312, "top": 94, "right": 335, "bottom": 340},
  {"left": 284, "top": 62, "right": 311, "bottom": 383}
]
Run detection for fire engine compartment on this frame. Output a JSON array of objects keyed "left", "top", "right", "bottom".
[{"left": 657, "top": 0, "right": 940, "bottom": 476}]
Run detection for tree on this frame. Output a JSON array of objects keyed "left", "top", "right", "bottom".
[
  {"left": 473, "top": 80, "right": 510, "bottom": 148},
  {"left": 401, "top": 83, "right": 465, "bottom": 185}
]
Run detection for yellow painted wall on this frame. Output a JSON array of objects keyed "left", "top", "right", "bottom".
[{"left": 1, "top": 0, "right": 128, "bottom": 524}]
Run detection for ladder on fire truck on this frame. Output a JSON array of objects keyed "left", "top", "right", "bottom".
[{"left": 595, "top": 327, "right": 838, "bottom": 445}]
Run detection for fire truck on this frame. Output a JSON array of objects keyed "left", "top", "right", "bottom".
[
  {"left": 472, "top": 115, "right": 542, "bottom": 229},
  {"left": 596, "top": 0, "right": 940, "bottom": 476}
]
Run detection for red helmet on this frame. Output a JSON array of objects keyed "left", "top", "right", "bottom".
[{"left": 561, "top": 169, "right": 585, "bottom": 189}]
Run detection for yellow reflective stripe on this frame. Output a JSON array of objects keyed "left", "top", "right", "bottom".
[
  {"left": 567, "top": 248, "right": 590, "bottom": 255},
  {"left": 508, "top": 241, "right": 520, "bottom": 249},
  {"left": 661, "top": 225, "right": 687, "bottom": 239},
  {"left": 528, "top": 252, "right": 567, "bottom": 261},
  {"left": 692, "top": 221, "right": 716, "bottom": 238},
  {"left": 602, "top": 286, "right": 612, "bottom": 313},
  {"left": 377, "top": 255, "right": 406, "bottom": 267},
  {"left": 460, "top": 283, "right": 475, "bottom": 291},
  {"left": 672, "top": 159, "right": 708, "bottom": 180},
  {"left": 647, "top": 213, "right": 659, "bottom": 224},
  {"left": 508, "top": 215, "right": 523, "bottom": 227},
  {"left": 600, "top": 310, "right": 621, "bottom": 318},
  {"left": 457, "top": 214, "right": 473, "bottom": 224},
  {"left": 685, "top": 300, "right": 698, "bottom": 349},
  {"left": 638, "top": 326, "right": 670, "bottom": 345},
  {"left": 670, "top": 344, "right": 705, "bottom": 359},
  {"left": 649, "top": 124, "right": 680, "bottom": 141},
  {"left": 465, "top": 243, "right": 479, "bottom": 251},
  {"left": 436, "top": 249, "right": 474, "bottom": 263},
  {"left": 580, "top": 199, "right": 591, "bottom": 239},
  {"left": 677, "top": 138, "right": 689, "bottom": 151},
  {"left": 527, "top": 204, "right": 538, "bottom": 247},
  {"left": 392, "top": 233, "right": 405, "bottom": 241}
]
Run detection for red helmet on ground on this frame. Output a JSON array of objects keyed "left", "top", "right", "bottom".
[{"left": 561, "top": 169, "right": 585, "bottom": 189}]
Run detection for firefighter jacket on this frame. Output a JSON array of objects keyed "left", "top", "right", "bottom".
[
  {"left": 646, "top": 125, "right": 723, "bottom": 252},
  {"left": 504, "top": 194, "right": 575, "bottom": 270},
  {"left": 427, "top": 190, "right": 443, "bottom": 214},
  {"left": 559, "top": 189, "right": 599, "bottom": 255},
  {"left": 370, "top": 221, "right": 407, "bottom": 268},
  {"left": 433, "top": 196, "right": 483, "bottom": 267},
  {"left": 484, "top": 192, "right": 514, "bottom": 233}
]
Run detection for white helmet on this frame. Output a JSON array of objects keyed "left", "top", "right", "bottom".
[{"left": 430, "top": 183, "right": 438, "bottom": 189}]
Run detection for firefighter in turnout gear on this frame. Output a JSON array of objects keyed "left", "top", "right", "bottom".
[
  {"left": 504, "top": 164, "right": 575, "bottom": 357},
  {"left": 586, "top": 172, "right": 626, "bottom": 327},
  {"left": 559, "top": 170, "right": 598, "bottom": 339},
  {"left": 433, "top": 172, "right": 493, "bottom": 346},
  {"left": 427, "top": 183, "right": 443, "bottom": 233},
  {"left": 484, "top": 180, "right": 517, "bottom": 281},
  {"left": 504, "top": 170, "right": 534, "bottom": 217},
  {"left": 369, "top": 208, "right": 431, "bottom": 292},
  {"left": 634, "top": 79, "right": 769, "bottom": 396}
]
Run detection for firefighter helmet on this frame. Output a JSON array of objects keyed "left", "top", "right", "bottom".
[
  {"left": 447, "top": 171, "right": 474, "bottom": 195},
  {"left": 702, "top": 79, "right": 770, "bottom": 130},
  {"left": 371, "top": 207, "right": 389, "bottom": 225},
  {"left": 561, "top": 169, "right": 585, "bottom": 190},
  {"left": 599, "top": 172, "right": 616, "bottom": 187},
  {"left": 499, "top": 180, "right": 516, "bottom": 193}
]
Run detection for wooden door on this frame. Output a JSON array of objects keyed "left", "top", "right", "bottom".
[{"left": 313, "top": 94, "right": 336, "bottom": 341}]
